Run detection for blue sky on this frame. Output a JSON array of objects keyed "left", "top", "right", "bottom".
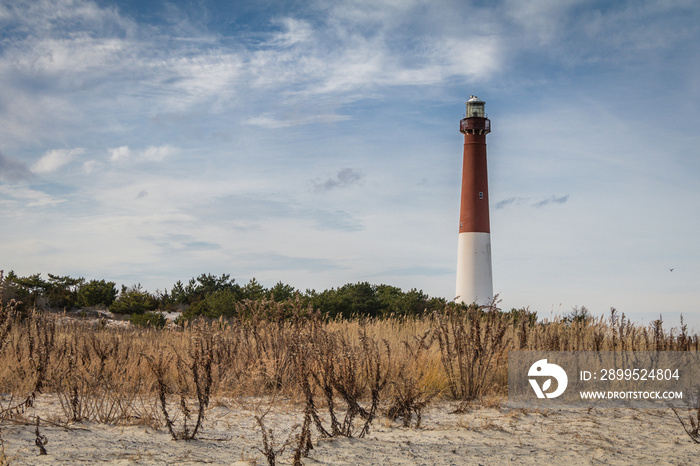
[{"left": 1, "top": 0, "right": 699, "bottom": 329}]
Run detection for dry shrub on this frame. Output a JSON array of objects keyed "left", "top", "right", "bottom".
[
  {"left": 434, "top": 299, "right": 511, "bottom": 404},
  {"left": 34, "top": 417, "right": 47, "bottom": 455},
  {"left": 46, "top": 325, "right": 149, "bottom": 424},
  {"left": 387, "top": 330, "right": 439, "bottom": 427},
  {"left": 145, "top": 330, "right": 213, "bottom": 440},
  {"left": 0, "top": 308, "right": 54, "bottom": 421},
  {"left": 291, "top": 317, "right": 390, "bottom": 440},
  {"left": 254, "top": 406, "right": 304, "bottom": 466},
  {"left": 671, "top": 386, "right": 700, "bottom": 444}
]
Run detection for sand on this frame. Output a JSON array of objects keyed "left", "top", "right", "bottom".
[{"left": 1, "top": 395, "right": 697, "bottom": 465}]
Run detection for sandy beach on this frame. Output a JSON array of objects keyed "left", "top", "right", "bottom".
[{"left": 1, "top": 395, "right": 697, "bottom": 465}]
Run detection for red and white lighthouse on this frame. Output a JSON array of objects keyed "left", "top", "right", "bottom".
[{"left": 455, "top": 96, "right": 493, "bottom": 305}]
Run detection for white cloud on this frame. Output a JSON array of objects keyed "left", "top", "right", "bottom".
[
  {"left": 245, "top": 112, "right": 350, "bottom": 128},
  {"left": 13, "top": 37, "right": 130, "bottom": 78},
  {"left": 3, "top": 0, "right": 134, "bottom": 39},
  {"left": 325, "top": 0, "right": 424, "bottom": 28},
  {"left": 31, "top": 148, "right": 83, "bottom": 173},
  {"left": 158, "top": 53, "right": 244, "bottom": 108},
  {"left": 239, "top": 5, "right": 506, "bottom": 98},
  {"left": 269, "top": 18, "right": 314, "bottom": 46},
  {"left": 143, "top": 145, "right": 174, "bottom": 162},
  {"left": 504, "top": 0, "right": 585, "bottom": 45},
  {"left": 82, "top": 159, "right": 98, "bottom": 174},
  {"left": 109, "top": 145, "right": 175, "bottom": 163},
  {"left": 109, "top": 146, "right": 131, "bottom": 162},
  {"left": 0, "top": 185, "right": 64, "bottom": 207},
  {"left": 432, "top": 37, "right": 502, "bottom": 81},
  {"left": 0, "top": 0, "right": 507, "bottom": 142}
]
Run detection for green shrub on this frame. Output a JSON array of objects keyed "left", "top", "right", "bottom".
[
  {"left": 182, "top": 288, "right": 239, "bottom": 319},
  {"left": 170, "top": 273, "right": 241, "bottom": 306},
  {"left": 241, "top": 278, "right": 266, "bottom": 301},
  {"left": 4, "top": 271, "right": 45, "bottom": 311},
  {"left": 110, "top": 285, "right": 157, "bottom": 315},
  {"left": 563, "top": 305, "right": 592, "bottom": 324},
  {"left": 77, "top": 279, "right": 117, "bottom": 307},
  {"left": 266, "top": 281, "right": 298, "bottom": 302},
  {"left": 45, "top": 274, "right": 83, "bottom": 310},
  {"left": 130, "top": 311, "right": 166, "bottom": 328}
]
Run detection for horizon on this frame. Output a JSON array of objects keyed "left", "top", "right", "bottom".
[{"left": 1, "top": 1, "right": 699, "bottom": 331}]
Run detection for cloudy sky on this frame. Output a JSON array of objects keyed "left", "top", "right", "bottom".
[{"left": 1, "top": 0, "right": 699, "bottom": 328}]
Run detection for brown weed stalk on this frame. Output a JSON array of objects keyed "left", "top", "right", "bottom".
[{"left": 434, "top": 299, "right": 510, "bottom": 404}]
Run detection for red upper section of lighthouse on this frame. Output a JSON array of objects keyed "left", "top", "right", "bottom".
[
  {"left": 458, "top": 96, "right": 491, "bottom": 234},
  {"left": 460, "top": 117, "right": 491, "bottom": 134}
]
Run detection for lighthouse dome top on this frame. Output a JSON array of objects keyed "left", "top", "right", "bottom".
[{"left": 466, "top": 95, "right": 486, "bottom": 118}]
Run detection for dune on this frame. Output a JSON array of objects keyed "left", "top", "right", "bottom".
[{"left": 1, "top": 395, "right": 697, "bottom": 465}]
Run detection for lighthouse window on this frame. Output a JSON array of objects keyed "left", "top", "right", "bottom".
[{"left": 479, "top": 192, "right": 484, "bottom": 199}]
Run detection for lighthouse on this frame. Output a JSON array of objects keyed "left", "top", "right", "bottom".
[{"left": 455, "top": 96, "right": 493, "bottom": 306}]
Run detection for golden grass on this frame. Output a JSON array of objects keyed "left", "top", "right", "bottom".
[{"left": 1, "top": 305, "right": 696, "bottom": 402}]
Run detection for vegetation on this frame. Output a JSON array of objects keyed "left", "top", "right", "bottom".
[
  {"left": 109, "top": 285, "right": 158, "bottom": 315},
  {"left": 2, "top": 270, "right": 448, "bottom": 321},
  {"left": 76, "top": 279, "right": 117, "bottom": 308},
  {"left": 129, "top": 311, "right": 167, "bottom": 328},
  {"left": 1, "top": 269, "right": 699, "bottom": 463}
]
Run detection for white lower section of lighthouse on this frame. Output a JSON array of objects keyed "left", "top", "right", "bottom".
[{"left": 455, "top": 232, "right": 493, "bottom": 306}]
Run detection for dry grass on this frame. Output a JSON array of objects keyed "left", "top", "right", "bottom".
[
  {"left": 2, "top": 273, "right": 700, "bottom": 461},
  {"left": 1, "top": 299, "right": 698, "bottom": 421}
]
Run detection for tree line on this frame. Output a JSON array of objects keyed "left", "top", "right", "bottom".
[{"left": 1, "top": 271, "right": 450, "bottom": 321}]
